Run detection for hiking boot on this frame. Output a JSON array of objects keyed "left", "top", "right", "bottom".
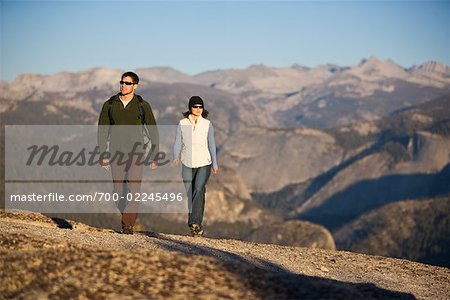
[
  {"left": 190, "top": 224, "right": 204, "bottom": 237},
  {"left": 121, "top": 226, "right": 134, "bottom": 235}
]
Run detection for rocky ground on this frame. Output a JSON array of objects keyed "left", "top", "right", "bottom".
[{"left": 1, "top": 210, "right": 449, "bottom": 299}]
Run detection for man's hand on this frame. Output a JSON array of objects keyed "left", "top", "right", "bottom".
[
  {"left": 212, "top": 167, "right": 219, "bottom": 174},
  {"left": 172, "top": 159, "right": 179, "bottom": 167},
  {"left": 149, "top": 161, "right": 158, "bottom": 170},
  {"left": 101, "top": 159, "right": 110, "bottom": 171}
]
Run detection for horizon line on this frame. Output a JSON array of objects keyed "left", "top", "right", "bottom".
[{"left": 2, "top": 56, "right": 449, "bottom": 83}]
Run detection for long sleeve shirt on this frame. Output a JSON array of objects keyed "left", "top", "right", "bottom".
[{"left": 97, "top": 94, "right": 159, "bottom": 159}]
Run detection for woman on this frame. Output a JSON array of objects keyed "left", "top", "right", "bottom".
[{"left": 173, "top": 96, "right": 219, "bottom": 237}]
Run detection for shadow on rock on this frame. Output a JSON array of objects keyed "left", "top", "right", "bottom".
[
  {"left": 49, "top": 217, "right": 73, "bottom": 229},
  {"left": 142, "top": 232, "right": 415, "bottom": 299}
]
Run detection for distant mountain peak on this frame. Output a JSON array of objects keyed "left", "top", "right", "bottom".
[
  {"left": 325, "top": 64, "right": 349, "bottom": 74},
  {"left": 410, "top": 61, "right": 450, "bottom": 74},
  {"left": 350, "top": 56, "right": 407, "bottom": 79},
  {"left": 136, "top": 66, "right": 185, "bottom": 73},
  {"left": 357, "top": 56, "right": 403, "bottom": 69},
  {"left": 134, "top": 66, "right": 194, "bottom": 84},
  {"left": 358, "top": 56, "right": 383, "bottom": 66},
  {"left": 249, "top": 63, "right": 269, "bottom": 69},
  {"left": 247, "top": 64, "right": 277, "bottom": 76},
  {"left": 291, "top": 64, "right": 310, "bottom": 71}
]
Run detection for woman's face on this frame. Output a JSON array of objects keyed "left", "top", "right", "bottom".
[{"left": 190, "top": 105, "right": 203, "bottom": 117}]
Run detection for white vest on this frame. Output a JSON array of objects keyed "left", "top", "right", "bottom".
[{"left": 179, "top": 116, "right": 212, "bottom": 168}]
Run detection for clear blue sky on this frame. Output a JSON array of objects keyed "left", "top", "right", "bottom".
[{"left": 1, "top": 0, "right": 449, "bottom": 82}]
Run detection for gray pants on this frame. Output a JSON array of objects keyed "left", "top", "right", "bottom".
[{"left": 182, "top": 164, "right": 211, "bottom": 227}]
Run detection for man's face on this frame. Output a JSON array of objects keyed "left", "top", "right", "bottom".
[{"left": 120, "top": 76, "right": 138, "bottom": 96}]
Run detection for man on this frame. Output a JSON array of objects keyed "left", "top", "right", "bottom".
[{"left": 98, "top": 71, "right": 159, "bottom": 234}]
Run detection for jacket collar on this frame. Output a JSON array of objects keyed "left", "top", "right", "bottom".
[
  {"left": 115, "top": 93, "right": 137, "bottom": 102},
  {"left": 188, "top": 114, "right": 204, "bottom": 124}
]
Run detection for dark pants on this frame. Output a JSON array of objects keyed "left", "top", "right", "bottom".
[
  {"left": 111, "top": 154, "right": 143, "bottom": 228},
  {"left": 182, "top": 164, "right": 211, "bottom": 227}
]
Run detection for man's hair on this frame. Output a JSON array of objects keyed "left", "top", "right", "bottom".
[{"left": 121, "top": 72, "right": 139, "bottom": 84}]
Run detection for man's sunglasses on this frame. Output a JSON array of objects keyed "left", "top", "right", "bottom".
[
  {"left": 192, "top": 105, "right": 203, "bottom": 109},
  {"left": 120, "top": 81, "right": 136, "bottom": 86}
]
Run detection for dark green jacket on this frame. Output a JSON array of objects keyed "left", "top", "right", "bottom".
[{"left": 97, "top": 94, "right": 159, "bottom": 159}]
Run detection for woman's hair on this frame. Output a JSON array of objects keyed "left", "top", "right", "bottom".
[{"left": 183, "top": 109, "right": 209, "bottom": 118}]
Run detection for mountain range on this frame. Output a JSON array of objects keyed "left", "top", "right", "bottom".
[{"left": 1, "top": 57, "right": 450, "bottom": 267}]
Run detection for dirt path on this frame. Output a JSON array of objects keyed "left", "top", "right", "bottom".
[{"left": 1, "top": 211, "right": 449, "bottom": 299}]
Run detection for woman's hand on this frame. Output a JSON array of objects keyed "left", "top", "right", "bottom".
[
  {"left": 172, "top": 159, "right": 179, "bottom": 167},
  {"left": 101, "top": 159, "right": 110, "bottom": 171},
  {"left": 212, "top": 167, "right": 219, "bottom": 174}
]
